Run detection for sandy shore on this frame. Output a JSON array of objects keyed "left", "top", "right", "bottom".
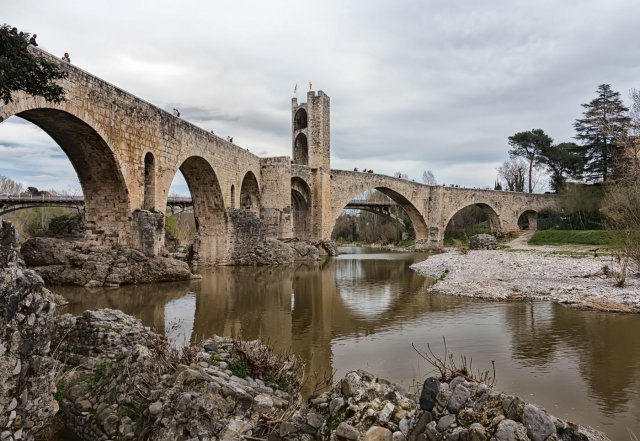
[{"left": 411, "top": 248, "right": 640, "bottom": 313}]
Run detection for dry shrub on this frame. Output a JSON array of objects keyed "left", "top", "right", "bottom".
[
  {"left": 231, "top": 338, "right": 304, "bottom": 395},
  {"left": 412, "top": 337, "right": 496, "bottom": 387}
]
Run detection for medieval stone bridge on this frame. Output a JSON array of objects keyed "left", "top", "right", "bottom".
[{"left": 0, "top": 48, "right": 558, "bottom": 264}]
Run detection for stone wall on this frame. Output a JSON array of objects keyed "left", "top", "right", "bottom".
[{"left": 0, "top": 221, "right": 58, "bottom": 441}]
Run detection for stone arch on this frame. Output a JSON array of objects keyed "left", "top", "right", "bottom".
[
  {"left": 444, "top": 203, "right": 502, "bottom": 236},
  {"left": 294, "top": 108, "right": 308, "bottom": 130},
  {"left": 230, "top": 185, "right": 236, "bottom": 209},
  {"left": 239, "top": 171, "right": 261, "bottom": 214},
  {"left": 3, "top": 107, "right": 130, "bottom": 243},
  {"left": 293, "top": 133, "right": 308, "bottom": 165},
  {"left": 330, "top": 186, "right": 429, "bottom": 244},
  {"left": 518, "top": 210, "right": 538, "bottom": 230},
  {"left": 178, "top": 156, "right": 227, "bottom": 265},
  {"left": 143, "top": 152, "right": 156, "bottom": 210},
  {"left": 291, "top": 177, "right": 312, "bottom": 240}
]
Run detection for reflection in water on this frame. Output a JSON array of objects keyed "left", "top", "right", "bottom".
[{"left": 54, "top": 247, "right": 640, "bottom": 439}]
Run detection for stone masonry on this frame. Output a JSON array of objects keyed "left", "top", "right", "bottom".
[{"left": 0, "top": 48, "right": 559, "bottom": 263}]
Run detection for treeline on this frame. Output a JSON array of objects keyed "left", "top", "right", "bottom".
[{"left": 496, "top": 84, "right": 639, "bottom": 193}]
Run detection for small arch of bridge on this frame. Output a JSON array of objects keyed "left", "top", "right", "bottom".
[
  {"left": 239, "top": 171, "right": 261, "bottom": 215},
  {"left": 291, "top": 177, "right": 312, "bottom": 240}
]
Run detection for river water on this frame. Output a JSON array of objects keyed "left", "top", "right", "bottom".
[{"left": 53, "top": 247, "right": 640, "bottom": 439}]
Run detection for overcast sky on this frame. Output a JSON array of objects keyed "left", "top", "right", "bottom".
[{"left": 2, "top": 0, "right": 639, "bottom": 195}]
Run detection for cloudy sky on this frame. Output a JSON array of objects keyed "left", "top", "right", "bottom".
[{"left": 2, "top": 0, "right": 639, "bottom": 195}]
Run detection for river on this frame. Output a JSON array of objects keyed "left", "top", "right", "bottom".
[{"left": 53, "top": 247, "right": 640, "bottom": 439}]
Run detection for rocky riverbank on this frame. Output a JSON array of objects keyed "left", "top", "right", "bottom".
[
  {"left": 21, "top": 237, "right": 197, "bottom": 287},
  {"left": 411, "top": 249, "right": 640, "bottom": 313}
]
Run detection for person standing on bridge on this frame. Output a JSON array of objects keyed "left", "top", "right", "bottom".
[
  {"left": 172, "top": 108, "right": 180, "bottom": 117},
  {"left": 62, "top": 53, "right": 71, "bottom": 63}
]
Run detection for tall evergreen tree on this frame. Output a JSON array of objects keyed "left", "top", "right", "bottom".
[
  {"left": 0, "top": 24, "right": 67, "bottom": 104},
  {"left": 573, "top": 84, "right": 630, "bottom": 183},
  {"left": 507, "top": 129, "right": 553, "bottom": 193}
]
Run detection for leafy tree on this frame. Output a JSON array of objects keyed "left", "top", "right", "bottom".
[
  {"left": 0, "top": 24, "right": 67, "bottom": 104},
  {"left": 26, "top": 186, "right": 41, "bottom": 196},
  {"left": 538, "top": 142, "right": 584, "bottom": 192},
  {"left": 422, "top": 170, "right": 437, "bottom": 185},
  {"left": 508, "top": 129, "right": 553, "bottom": 193},
  {"left": 574, "top": 84, "right": 630, "bottom": 183}
]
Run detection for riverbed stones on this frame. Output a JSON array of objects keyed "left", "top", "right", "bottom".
[{"left": 523, "top": 404, "right": 556, "bottom": 441}]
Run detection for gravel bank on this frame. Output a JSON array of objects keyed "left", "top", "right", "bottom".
[{"left": 411, "top": 250, "right": 640, "bottom": 313}]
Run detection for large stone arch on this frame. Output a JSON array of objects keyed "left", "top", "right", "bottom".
[
  {"left": 330, "top": 185, "right": 429, "bottom": 244},
  {"left": 443, "top": 202, "right": 502, "bottom": 235},
  {"left": 291, "top": 177, "right": 312, "bottom": 240},
  {"left": 177, "top": 156, "right": 227, "bottom": 265},
  {"left": 239, "top": 171, "right": 261, "bottom": 215},
  {"left": 0, "top": 104, "right": 131, "bottom": 244}
]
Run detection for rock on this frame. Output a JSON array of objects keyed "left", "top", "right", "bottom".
[
  {"left": 21, "top": 237, "right": 193, "bottom": 286},
  {"left": 493, "top": 419, "right": 529, "bottom": 441},
  {"left": 336, "top": 422, "right": 360, "bottom": 440},
  {"left": 306, "top": 412, "right": 323, "bottom": 429},
  {"left": 469, "top": 234, "right": 497, "bottom": 250},
  {"left": 330, "top": 397, "right": 346, "bottom": 416},
  {"left": 522, "top": 404, "right": 556, "bottom": 441},
  {"left": 419, "top": 377, "right": 440, "bottom": 411},
  {"left": 379, "top": 402, "right": 395, "bottom": 423},
  {"left": 392, "top": 431, "right": 407, "bottom": 441},
  {"left": 436, "top": 414, "right": 456, "bottom": 432},
  {"left": 448, "top": 384, "right": 470, "bottom": 413},
  {"left": 364, "top": 426, "right": 393, "bottom": 441},
  {"left": 149, "top": 401, "right": 163, "bottom": 416}
]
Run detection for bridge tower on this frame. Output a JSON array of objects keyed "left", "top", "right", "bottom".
[
  {"left": 292, "top": 90, "right": 330, "bottom": 169},
  {"left": 291, "top": 91, "right": 332, "bottom": 241}
]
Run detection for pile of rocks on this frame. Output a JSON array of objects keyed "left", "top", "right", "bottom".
[
  {"left": 54, "top": 310, "right": 315, "bottom": 440},
  {"left": 0, "top": 221, "right": 58, "bottom": 441},
  {"left": 413, "top": 375, "right": 606, "bottom": 441},
  {"left": 303, "top": 369, "right": 607, "bottom": 441},
  {"left": 20, "top": 237, "right": 195, "bottom": 287},
  {"left": 468, "top": 234, "right": 498, "bottom": 250}
]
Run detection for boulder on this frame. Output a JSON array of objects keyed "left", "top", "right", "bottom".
[{"left": 21, "top": 237, "right": 194, "bottom": 287}]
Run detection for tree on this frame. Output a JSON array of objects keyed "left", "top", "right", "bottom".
[
  {"left": 617, "top": 88, "right": 640, "bottom": 177},
  {"left": 422, "top": 170, "right": 437, "bottom": 185},
  {"left": 538, "top": 142, "right": 584, "bottom": 192},
  {"left": 574, "top": 84, "right": 630, "bottom": 183},
  {"left": 497, "top": 158, "right": 527, "bottom": 192},
  {"left": 508, "top": 129, "right": 553, "bottom": 193},
  {"left": 0, "top": 175, "right": 23, "bottom": 194},
  {"left": 0, "top": 24, "right": 67, "bottom": 104}
]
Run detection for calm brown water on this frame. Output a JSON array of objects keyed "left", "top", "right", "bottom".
[{"left": 53, "top": 247, "right": 640, "bottom": 439}]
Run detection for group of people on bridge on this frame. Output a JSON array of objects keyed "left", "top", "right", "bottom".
[{"left": 354, "top": 168, "right": 374, "bottom": 173}]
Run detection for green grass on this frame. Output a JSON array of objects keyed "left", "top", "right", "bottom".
[{"left": 528, "top": 230, "right": 618, "bottom": 246}]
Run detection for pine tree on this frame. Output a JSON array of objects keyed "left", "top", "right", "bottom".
[
  {"left": 507, "top": 129, "right": 553, "bottom": 193},
  {"left": 574, "top": 84, "right": 630, "bottom": 183}
]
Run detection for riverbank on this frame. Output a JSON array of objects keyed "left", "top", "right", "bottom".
[{"left": 411, "top": 248, "right": 640, "bottom": 313}]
